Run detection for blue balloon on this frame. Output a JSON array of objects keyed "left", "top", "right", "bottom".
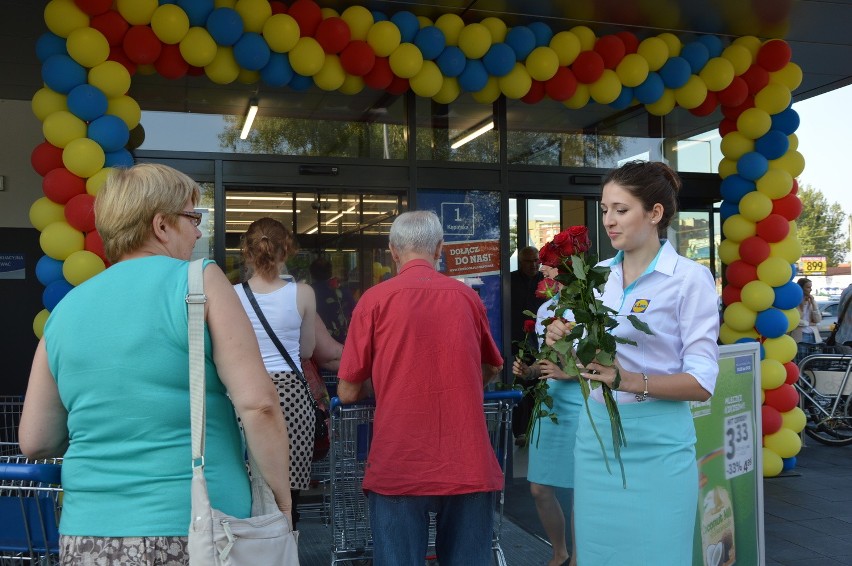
[
  {"left": 289, "top": 73, "right": 314, "bottom": 92},
  {"left": 260, "top": 52, "right": 294, "bottom": 87},
  {"left": 773, "top": 281, "right": 803, "bottom": 310},
  {"left": 527, "top": 22, "right": 553, "bottom": 47},
  {"left": 105, "top": 148, "right": 134, "bottom": 168},
  {"left": 609, "top": 86, "right": 635, "bottom": 110},
  {"left": 735, "top": 337, "right": 758, "bottom": 344},
  {"left": 391, "top": 11, "right": 420, "bottom": 43},
  {"left": 771, "top": 106, "right": 800, "bottom": 135},
  {"left": 719, "top": 200, "right": 739, "bottom": 221},
  {"left": 759, "top": 343, "right": 766, "bottom": 360},
  {"left": 505, "top": 26, "right": 535, "bottom": 61},
  {"left": 436, "top": 46, "right": 466, "bottom": 78},
  {"left": 371, "top": 10, "right": 388, "bottom": 22},
  {"left": 737, "top": 152, "right": 769, "bottom": 181},
  {"left": 414, "top": 27, "right": 446, "bottom": 61},
  {"left": 36, "top": 255, "right": 65, "bottom": 287},
  {"left": 207, "top": 8, "right": 244, "bottom": 46},
  {"left": 234, "top": 32, "right": 270, "bottom": 71},
  {"left": 697, "top": 35, "right": 723, "bottom": 58},
  {"left": 88, "top": 114, "right": 130, "bottom": 152},
  {"left": 755, "top": 129, "right": 790, "bottom": 160},
  {"left": 482, "top": 43, "right": 515, "bottom": 77},
  {"left": 458, "top": 59, "right": 488, "bottom": 92},
  {"left": 720, "top": 175, "right": 755, "bottom": 203},
  {"left": 781, "top": 456, "right": 797, "bottom": 472},
  {"left": 178, "top": 0, "right": 214, "bottom": 27},
  {"left": 41, "top": 54, "right": 87, "bottom": 95},
  {"left": 36, "top": 32, "right": 68, "bottom": 63},
  {"left": 43, "top": 278, "right": 74, "bottom": 311},
  {"left": 680, "top": 41, "right": 710, "bottom": 74},
  {"left": 634, "top": 72, "right": 664, "bottom": 104},
  {"left": 67, "top": 84, "right": 109, "bottom": 122},
  {"left": 756, "top": 307, "right": 789, "bottom": 338},
  {"left": 659, "top": 57, "right": 691, "bottom": 89}
]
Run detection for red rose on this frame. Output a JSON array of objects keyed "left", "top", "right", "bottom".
[
  {"left": 551, "top": 230, "right": 576, "bottom": 257},
  {"left": 539, "top": 242, "right": 562, "bottom": 268},
  {"left": 536, "top": 277, "right": 558, "bottom": 299},
  {"left": 567, "top": 225, "right": 591, "bottom": 253},
  {"left": 523, "top": 319, "right": 536, "bottom": 334},
  {"left": 328, "top": 277, "right": 339, "bottom": 289}
]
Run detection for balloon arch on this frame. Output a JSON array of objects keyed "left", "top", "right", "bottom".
[{"left": 30, "top": 0, "right": 807, "bottom": 475}]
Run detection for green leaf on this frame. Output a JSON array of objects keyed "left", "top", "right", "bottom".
[
  {"left": 571, "top": 255, "right": 587, "bottom": 280},
  {"left": 613, "top": 335, "right": 638, "bottom": 347},
  {"left": 576, "top": 339, "right": 596, "bottom": 364},
  {"left": 522, "top": 309, "right": 538, "bottom": 319},
  {"left": 574, "top": 309, "right": 593, "bottom": 323},
  {"left": 626, "top": 314, "right": 654, "bottom": 335}
]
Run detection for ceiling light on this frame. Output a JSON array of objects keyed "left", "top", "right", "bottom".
[
  {"left": 240, "top": 98, "right": 259, "bottom": 140},
  {"left": 451, "top": 121, "right": 495, "bottom": 149}
]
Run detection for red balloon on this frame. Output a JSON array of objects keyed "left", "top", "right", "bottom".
[
  {"left": 31, "top": 142, "right": 65, "bottom": 177},
  {"left": 616, "top": 31, "right": 639, "bottom": 54},
  {"left": 762, "top": 405, "right": 783, "bottom": 435},
  {"left": 783, "top": 361, "right": 799, "bottom": 385},
  {"left": 545, "top": 67, "right": 577, "bottom": 101},
  {"left": 340, "top": 40, "right": 376, "bottom": 76},
  {"left": 571, "top": 51, "right": 604, "bottom": 84},
  {"left": 74, "top": 0, "right": 112, "bottom": 16},
  {"left": 109, "top": 45, "right": 137, "bottom": 75},
  {"left": 739, "top": 236, "right": 771, "bottom": 266},
  {"left": 364, "top": 57, "right": 393, "bottom": 90},
  {"left": 764, "top": 383, "right": 798, "bottom": 413},
  {"left": 722, "top": 284, "right": 742, "bottom": 307},
  {"left": 718, "top": 76, "right": 748, "bottom": 108},
  {"left": 772, "top": 193, "right": 802, "bottom": 221},
  {"left": 741, "top": 64, "right": 770, "bottom": 95},
  {"left": 123, "top": 25, "right": 163, "bottom": 65},
  {"left": 43, "top": 168, "right": 86, "bottom": 204},
  {"left": 288, "top": 0, "right": 323, "bottom": 37},
  {"left": 65, "top": 193, "right": 97, "bottom": 233},
  {"left": 721, "top": 96, "right": 754, "bottom": 120},
  {"left": 757, "top": 39, "right": 792, "bottom": 72},
  {"left": 726, "top": 260, "right": 758, "bottom": 288},
  {"left": 521, "top": 80, "right": 546, "bottom": 104},
  {"left": 790, "top": 178, "right": 798, "bottom": 195},
  {"left": 91, "top": 10, "right": 129, "bottom": 46},
  {"left": 155, "top": 44, "right": 189, "bottom": 79},
  {"left": 688, "top": 90, "right": 717, "bottom": 117},
  {"left": 315, "top": 17, "right": 351, "bottom": 54},
  {"left": 719, "top": 117, "right": 737, "bottom": 137},
  {"left": 756, "top": 214, "right": 790, "bottom": 243},
  {"left": 269, "top": 1, "right": 288, "bottom": 14},
  {"left": 594, "top": 35, "right": 626, "bottom": 70},
  {"left": 386, "top": 75, "right": 410, "bottom": 95},
  {"left": 85, "top": 230, "right": 107, "bottom": 263},
  {"left": 187, "top": 65, "right": 205, "bottom": 76}
]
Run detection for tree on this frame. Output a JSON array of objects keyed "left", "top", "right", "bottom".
[{"left": 796, "top": 184, "right": 850, "bottom": 266}]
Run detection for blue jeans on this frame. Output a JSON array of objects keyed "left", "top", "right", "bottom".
[{"left": 368, "top": 491, "right": 495, "bottom": 566}]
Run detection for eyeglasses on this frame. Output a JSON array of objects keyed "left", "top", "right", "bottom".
[{"left": 177, "top": 210, "right": 202, "bottom": 227}]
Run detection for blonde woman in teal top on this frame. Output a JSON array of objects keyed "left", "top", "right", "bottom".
[{"left": 20, "top": 164, "right": 292, "bottom": 565}]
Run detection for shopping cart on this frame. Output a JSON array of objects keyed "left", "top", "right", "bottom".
[
  {"left": 329, "top": 390, "right": 521, "bottom": 565},
  {"left": 0, "top": 397, "right": 24, "bottom": 457}
]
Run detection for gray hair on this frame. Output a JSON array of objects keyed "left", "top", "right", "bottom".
[{"left": 389, "top": 211, "right": 443, "bottom": 254}]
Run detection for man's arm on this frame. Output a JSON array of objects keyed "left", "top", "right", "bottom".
[{"left": 337, "top": 378, "right": 373, "bottom": 404}]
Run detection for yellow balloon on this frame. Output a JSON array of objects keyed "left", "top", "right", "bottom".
[
  {"left": 757, "top": 256, "right": 793, "bottom": 287},
  {"left": 723, "top": 302, "right": 757, "bottom": 332},
  {"left": 637, "top": 37, "right": 668, "bottom": 71},
  {"left": 721, "top": 44, "right": 753, "bottom": 76},
  {"left": 136, "top": 64, "right": 157, "bottom": 76},
  {"left": 86, "top": 167, "right": 114, "bottom": 196},
  {"left": 66, "top": 27, "right": 110, "bottom": 68},
  {"left": 435, "top": 14, "right": 465, "bottom": 46},
  {"left": 107, "top": 95, "right": 142, "bottom": 129},
  {"left": 237, "top": 69, "right": 260, "bottom": 84},
  {"left": 739, "top": 191, "right": 773, "bottom": 222},
  {"left": 44, "top": 0, "right": 89, "bottom": 38},
  {"left": 151, "top": 4, "right": 191, "bottom": 44},
  {"left": 312, "top": 55, "right": 345, "bottom": 91},
  {"left": 341, "top": 6, "right": 374, "bottom": 41},
  {"left": 235, "top": 0, "right": 272, "bottom": 33},
  {"left": 673, "top": 75, "right": 708, "bottom": 109},
  {"left": 89, "top": 61, "right": 132, "bottom": 99},
  {"left": 499, "top": 63, "right": 532, "bottom": 99},
  {"left": 63, "top": 250, "right": 106, "bottom": 286},
  {"left": 290, "top": 37, "right": 326, "bottom": 77},
  {"left": 656, "top": 32, "right": 681, "bottom": 57},
  {"left": 755, "top": 82, "right": 792, "bottom": 115},
  {"left": 215, "top": 0, "right": 237, "bottom": 7},
  {"left": 615, "top": 53, "right": 650, "bottom": 88},
  {"left": 741, "top": 280, "right": 775, "bottom": 312},
  {"left": 458, "top": 23, "right": 492, "bottom": 60},
  {"left": 63, "top": 138, "right": 106, "bottom": 178},
  {"left": 205, "top": 47, "right": 240, "bottom": 84},
  {"left": 471, "top": 77, "right": 501, "bottom": 104},
  {"left": 719, "top": 322, "right": 758, "bottom": 345},
  {"left": 781, "top": 407, "right": 806, "bottom": 433},
  {"left": 763, "top": 427, "right": 801, "bottom": 459},
  {"left": 117, "top": 0, "right": 158, "bottom": 25},
  {"left": 433, "top": 77, "right": 461, "bottom": 104},
  {"left": 569, "top": 26, "right": 596, "bottom": 51},
  {"left": 769, "top": 151, "right": 806, "bottom": 178},
  {"left": 321, "top": 8, "right": 339, "bottom": 19},
  {"left": 769, "top": 237, "right": 802, "bottom": 265},
  {"left": 263, "top": 14, "right": 300, "bottom": 53},
  {"left": 30, "top": 197, "right": 66, "bottom": 231},
  {"left": 416, "top": 16, "right": 432, "bottom": 29},
  {"left": 718, "top": 157, "right": 738, "bottom": 179},
  {"left": 717, "top": 239, "right": 740, "bottom": 265},
  {"left": 389, "top": 43, "right": 423, "bottom": 79},
  {"left": 33, "top": 309, "right": 51, "bottom": 339},
  {"left": 525, "top": 47, "right": 559, "bottom": 82},
  {"left": 338, "top": 74, "right": 365, "bottom": 95},
  {"left": 646, "top": 88, "right": 676, "bottom": 116},
  {"left": 40, "top": 221, "right": 85, "bottom": 260},
  {"left": 761, "top": 359, "right": 787, "bottom": 390},
  {"left": 589, "top": 69, "right": 622, "bottom": 105},
  {"left": 771, "top": 63, "right": 803, "bottom": 92},
  {"left": 480, "top": 17, "right": 507, "bottom": 43},
  {"left": 699, "top": 57, "right": 735, "bottom": 92},
  {"left": 367, "top": 21, "right": 402, "bottom": 58},
  {"left": 737, "top": 107, "right": 772, "bottom": 140},
  {"left": 787, "top": 133, "right": 799, "bottom": 152},
  {"left": 720, "top": 131, "right": 755, "bottom": 160},
  {"left": 563, "top": 83, "right": 591, "bottom": 109},
  {"left": 409, "top": 61, "right": 443, "bottom": 98},
  {"left": 733, "top": 36, "right": 762, "bottom": 59},
  {"left": 756, "top": 168, "right": 793, "bottom": 199},
  {"left": 722, "top": 214, "right": 756, "bottom": 242},
  {"left": 550, "top": 31, "right": 581, "bottom": 66},
  {"left": 43, "top": 111, "right": 87, "bottom": 148},
  {"left": 762, "top": 447, "right": 783, "bottom": 477},
  {"left": 763, "top": 334, "right": 797, "bottom": 363},
  {"left": 32, "top": 88, "right": 68, "bottom": 122},
  {"left": 180, "top": 27, "right": 218, "bottom": 68},
  {"left": 782, "top": 307, "right": 799, "bottom": 332}
]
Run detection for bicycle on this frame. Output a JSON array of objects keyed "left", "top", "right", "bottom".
[{"left": 795, "top": 347, "right": 852, "bottom": 446}]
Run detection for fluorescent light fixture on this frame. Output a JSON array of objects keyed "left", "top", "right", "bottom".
[
  {"left": 240, "top": 98, "right": 259, "bottom": 140},
  {"left": 451, "top": 121, "right": 494, "bottom": 149}
]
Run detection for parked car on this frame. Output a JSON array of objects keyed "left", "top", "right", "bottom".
[{"left": 817, "top": 300, "right": 839, "bottom": 334}]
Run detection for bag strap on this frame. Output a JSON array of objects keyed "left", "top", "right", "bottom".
[
  {"left": 187, "top": 258, "right": 208, "bottom": 466},
  {"left": 241, "top": 281, "right": 319, "bottom": 412},
  {"left": 826, "top": 296, "right": 852, "bottom": 345}
]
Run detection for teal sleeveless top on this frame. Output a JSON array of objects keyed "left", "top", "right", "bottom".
[{"left": 44, "top": 256, "right": 251, "bottom": 536}]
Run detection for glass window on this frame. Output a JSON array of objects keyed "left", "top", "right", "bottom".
[
  {"left": 190, "top": 182, "right": 215, "bottom": 261},
  {"left": 527, "top": 199, "right": 562, "bottom": 250},
  {"left": 665, "top": 130, "right": 723, "bottom": 174},
  {"left": 415, "top": 95, "right": 497, "bottom": 162},
  {"left": 672, "top": 210, "right": 721, "bottom": 294}
]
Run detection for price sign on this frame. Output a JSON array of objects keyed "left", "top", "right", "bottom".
[
  {"left": 799, "top": 256, "right": 827, "bottom": 275},
  {"left": 724, "top": 412, "right": 754, "bottom": 479}
]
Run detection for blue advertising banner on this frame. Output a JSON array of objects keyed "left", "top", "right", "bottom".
[
  {"left": 418, "top": 190, "right": 503, "bottom": 350},
  {"left": 0, "top": 254, "right": 25, "bottom": 279}
]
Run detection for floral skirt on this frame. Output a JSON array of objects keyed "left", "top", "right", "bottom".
[
  {"left": 270, "top": 370, "right": 316, "bottom": 491},
  {"left": 60, "top": 535, "right": 188, "bottom": 565}
]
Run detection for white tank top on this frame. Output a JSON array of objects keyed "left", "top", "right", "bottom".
[{"left": 235, "top": 281, "right": 303, "bottom": 372}]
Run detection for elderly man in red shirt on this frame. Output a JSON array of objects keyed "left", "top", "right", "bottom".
[{"left": 337, "top": 210, "right": 504, "bottom": 566}]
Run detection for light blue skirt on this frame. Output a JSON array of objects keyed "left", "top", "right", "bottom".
[
  {"left": 574, "top": 399, "right": 697, "bottom": 566},
  {"left": 527, "top": 379, "right": 583, "bottom": 488}
]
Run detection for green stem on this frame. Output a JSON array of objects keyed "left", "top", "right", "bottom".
[{"left": 577, "top": 376, "right": 611, "bottom": 475}]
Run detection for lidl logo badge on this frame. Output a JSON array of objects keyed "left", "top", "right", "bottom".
[{"left": 631, "top": 299, "right": 650, "bottom": 313}]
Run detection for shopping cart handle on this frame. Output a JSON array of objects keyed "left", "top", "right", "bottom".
[
  {"left": 484, "top": 390, "right": 523, "bottom": 403},
  {"left": 330, "top": 396, "right": 376, "bottom": 411},
  {"left": 0, "top": 462, "right": 62, "bottom": 484}
]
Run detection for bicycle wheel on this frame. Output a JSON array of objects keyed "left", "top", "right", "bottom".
[{"left": 800, "top": 386, "right": 852, "bottom": 446}]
